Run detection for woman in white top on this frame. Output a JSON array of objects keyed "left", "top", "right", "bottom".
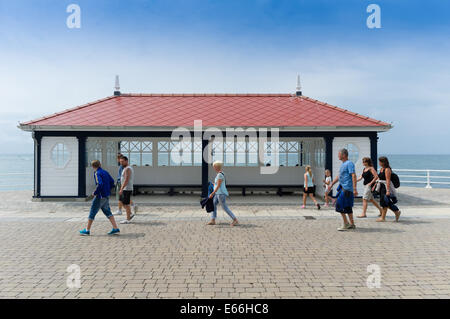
[{"left": 207, "top": 161, "right": 239, "bottom": 226}]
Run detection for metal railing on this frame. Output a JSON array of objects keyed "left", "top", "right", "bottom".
[
  {"left": 395, "top": 169, "right": 450, "bottom": 189},
  {"left": 1, "top": 170, "right": 450, "bottom": 190},
  {"left": 0, "top": 172, "right": 33, "bottom": 188}
]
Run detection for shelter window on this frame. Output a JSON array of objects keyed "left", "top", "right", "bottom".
[
  {"left": 86, "top": 140, "right": 102, "bottom": 167},
  {"left": 247, "top": 141, "right": 258, "bottom": 166},
  {"left": 193, "top": 141, "right": 202, "bottom": 166},
  {"left": 346, "top": 143, "right": 360, "bottom": 164},
  {"left": 51, "top": 143, "right": 70, "bottom": 168},
  {"left": 158, "top": 140, "right": 196, "bottom": 166},
  {"left": 212, "top": 140, "right": 260, "bottom": 167},
  {"left": 264, "top": 141, "right": 301, "bottom": 167},
  {"left": 120, "top": 141, "right": 153, "bottom": 167}
]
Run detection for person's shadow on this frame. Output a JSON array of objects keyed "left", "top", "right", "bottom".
[
  {"left": 213, "top": 223, "right": 261, "bottom": 229},
  {"left": 353, "top": 227, "right": 404, "bottom": 234},
  {"left": 132, "top": 221, "right": 167, "bottom": 226},
  {"left": 94, "top": 233, "right": 146, "bottom": 239},
  {"left": 113, "top": 233, "right": 146, "bottom": 239}
]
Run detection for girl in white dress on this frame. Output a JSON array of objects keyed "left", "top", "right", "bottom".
[{"left": 323, "top": 169, "right": 333, "bottom": 207}]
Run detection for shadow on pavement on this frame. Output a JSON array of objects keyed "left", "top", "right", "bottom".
[
  {"left": 94, "top": 233, "right": 146, "bottom": 239},
  {"left": 397, "top": 193, "right": 445, "bottom": 206},
  {"left": 354, "top": 227, "right": 404, "bottom": 234},
  {"left": 393, "top": 219, "right": 432, "bottom": 225},
  {"left": 214, "top": 223, "right": 262, "bottom": 229},
  {"left": 132, "top": 221, "right": 167, "bottom": 226},
  {"left": 115, "top": 233, "right": 146, "bottom": 238}
]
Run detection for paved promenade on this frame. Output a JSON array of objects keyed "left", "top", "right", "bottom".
[
  {"left": 1, "top": 186, "right": 450, "bottom": 220},
  {"left": 0, "top": 187, "right": 450, "bottom": 299}
]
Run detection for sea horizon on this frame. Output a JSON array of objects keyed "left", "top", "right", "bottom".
[{"left": 1, "top": 153, "right": 449, "bottom": 191}]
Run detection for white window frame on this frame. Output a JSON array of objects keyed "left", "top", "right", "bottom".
[{"left": 51, "top": 142, "right": 71, "bottom": 169}]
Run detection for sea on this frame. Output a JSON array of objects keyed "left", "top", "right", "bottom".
[{"left": 0, "top": 154, "right": 449, "bottom": 191}]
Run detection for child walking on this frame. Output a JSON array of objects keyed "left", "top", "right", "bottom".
[
  {"left": 207, "top": 161, "right": 239, "bottom": 226},
  {"left": 302, "top": 165, "right": 321, "bottom": 209},
  {"left": 323, "top": 169, "right": 333, "bottom": 207}
]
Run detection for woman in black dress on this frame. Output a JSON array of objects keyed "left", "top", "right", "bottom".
[{"left": 356, "top": 157, "right": 383, "bottom": 218}]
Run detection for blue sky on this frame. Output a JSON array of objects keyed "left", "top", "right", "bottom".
[{"left": 1, "top": 0, "right": 449, "bottom": 154}]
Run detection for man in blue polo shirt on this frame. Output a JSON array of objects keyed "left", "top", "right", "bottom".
[
  {"left": 330, "top": 148, "right": 358, "bottom": 231},
  {"left": 79, "top": 160, "right": 120, "bottom": 236}
]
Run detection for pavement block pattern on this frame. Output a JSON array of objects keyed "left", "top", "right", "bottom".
[{"left": 0, "top": 217, "right": 449, "bottom": 299}]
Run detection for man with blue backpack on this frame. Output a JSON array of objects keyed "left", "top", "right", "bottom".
[{"left": 79, "top": 160, "right": 120, "bottom": 236}]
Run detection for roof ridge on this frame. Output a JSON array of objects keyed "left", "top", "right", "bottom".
[
  {"left": 21, "top": 96, "right": 116, "bottom": 125},
  {"left": 120, "top": 93, "right": 293, "bottom": 97}
]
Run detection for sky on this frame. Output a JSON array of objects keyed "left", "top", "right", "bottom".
[{"left": 0, "top": 0, "right": 449, "bottom": 154}]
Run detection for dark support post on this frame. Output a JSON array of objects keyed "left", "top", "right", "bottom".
[
  {"left": 324, "top": 136, "right": 334, "bottom": 173},
  {"left": 33, "top": 132, "right": 42, "bottom": 198},
  {"left": 201, "top": 137, "right": 209, "bottom": 198},
  {"left": 370, "top": 133, "right": 378, "bottom": 170},
  {"left": 77, "top": 135, "right": 87, "bottom": 198},
  {"left": 300, "top": 142, "right": 303, "bottom": 166}
]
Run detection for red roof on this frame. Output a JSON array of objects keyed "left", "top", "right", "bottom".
[{"left": 20, "top": 94, "right": 390, "bottom": 130}]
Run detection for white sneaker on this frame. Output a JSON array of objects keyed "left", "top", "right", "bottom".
[
  {"left": 115, "top": 210, "right": 122, "bottom": 216},
  {"left": 337, "top": 224, "right": 352, "bottom": 231},
  {"left": 129, "top": 213, "right": 135, "bottom": 220},
  {"left": 120, "top": 219, "right": 131, "bottom": 224}
]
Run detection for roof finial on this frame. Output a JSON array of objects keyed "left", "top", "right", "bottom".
[
  {"left": 114, "top": 75, "right": 121, "bottom": 96},
  {"left": 296, "top": 74, "right": 302, "bottom": 96}
]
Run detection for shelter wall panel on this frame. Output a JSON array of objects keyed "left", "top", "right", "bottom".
[
  {"left": 208, "top": 166, "right": 306, "bottom": 186},
  {"left": 133, "top": 166, "right": 201, "bottom": 185},
  {"left": 41, "top": 136, "right": 78, "bottom": 196}
]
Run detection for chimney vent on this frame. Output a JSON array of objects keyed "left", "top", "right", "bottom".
[
  {"left": 114, "top": 75, "right": 121, "bottom": 96},
  {"left": 295, "top": 74, "right": 302, "bottom": 96}
]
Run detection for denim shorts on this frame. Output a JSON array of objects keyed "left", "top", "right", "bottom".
[{"left": 89, "top": 196, "right": 113, "bottom": 220}]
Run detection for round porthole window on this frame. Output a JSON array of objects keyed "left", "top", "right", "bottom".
[
  {"left": 51, "top": 143, "right": 70, "bottom": 168},
  {"left": 346, "top": 143, "right": 360, "bottom": 164}
]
